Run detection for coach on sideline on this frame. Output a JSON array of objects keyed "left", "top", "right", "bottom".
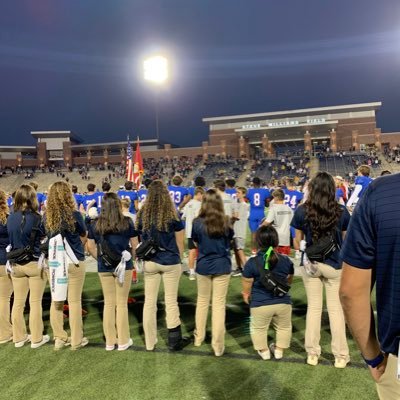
[{"left": 340, "top": 173, "right": 400, "bottom": 399}]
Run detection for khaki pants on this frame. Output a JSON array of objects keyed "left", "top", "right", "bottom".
[
  {"left": 376, "top": 354, "right": 400, "bottom": 400},
  {"left": 0, "top": 266, "right": 13, "bottom": 341},
  {"left": 11, "top": 262, "right": 47, "bottom": 344},
  {"left": 143, "top": 262, "right": 181, "bottom": 350},
  {"left": 250, "top": 304, "right": 292, "bottom": 350},
  {"left": 301, "top": 262, "right": 349, "bottom": 358},
  {"left": 194, "top": 274, "right": 230, "bottom": 354},
  {"left": 99, "top": 270, "right": 132, "bottom": 347},
  {"left": 48, "top": 263, "right": 86, "bottom": 348}
]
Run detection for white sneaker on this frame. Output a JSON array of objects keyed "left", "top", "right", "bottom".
[
  {"left": 31, "top": 334, "right": 50, "bottom": 349},
  {"left": 269, "top": 343, "right": 283, "bottom": 359},
  {"left": 189, "top": 271, "right": 196, "bottom": 281},
  {"left": 71, "top": 337, "right": 89, "bottom": 351},
  {"left": 15, "top": 335, "right": 31, "bottom": 348},
  {"left": 118, "top": 338, "right": 133, "bottom": 351},
  {"left": 105, "top": 344, "right": 115, "bottom": 351},
  {"left": 257, "top": 349, "right": 271, "bottom": 360},
  {"left": 54, "top": 337, "right": 71, "bottom": 351},
  {"left": 307, "top": 354, "right": 319, "bottom": 366},
  {"left": 295, "top": 250, "right": 301, "bottom": 259},
  {"left": 334, "top": 357, "right": 349, "bottom": 368},
  {"left": 214, "top": 346, "right": 225, "bottom": 357}
]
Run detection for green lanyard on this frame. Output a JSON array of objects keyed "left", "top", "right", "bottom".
[{"left": 263, "top": 246, "right": 274, "bottom": 270}]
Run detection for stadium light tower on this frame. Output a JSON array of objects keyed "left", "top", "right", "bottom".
[{"left": 143, "top": 55, "right": 169, "bottom": 142}]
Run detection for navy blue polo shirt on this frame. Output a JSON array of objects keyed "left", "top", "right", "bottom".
[
  {"left": 136, "top": 218, "right": 183, "bottom": 266},
  {"left": 0, "top": 222, "right": 9, "bottom": 265},
  {"left": 7, "top": 211, "right": 45, "bottom": 258},
  {"left": 243, "top": 252, "right": 294, "bottom": 308},
  {"left": 45, "top": 211, "right": 87, "bottom": 261},
  {"left": 191, "top": 218, "right": 234, "bottom": 275},
  {"left": 341, "top": 173, "right": 400, "bottom": 355},
  {"left": 88, "top": 219, "right": 138, "bottom": 272},
  {"left": 291, "top": 204, "right": 350, "bottom": 269}
]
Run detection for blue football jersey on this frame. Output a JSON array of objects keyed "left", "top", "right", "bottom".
[
  {"left": 225, "top": 188, "right": 237, "bottom": 200},
  {"left": 246, "top": 188, "right": 270, "bottom": 213},
  {"left": 168, "top": 185, "right": 189, "bottom": 208},
  {"left": 83, "top": 192, "right": 102, "bottom": 211},
  {"left": 117, "top": 190, "right": 138, "bottom": 213},
  {"left": 355, "top": 175, "right": 373, "bottom": 198},
  {"left": 137, "top": 188, "right": 148, "bottom": 203},
  {"left": 283, "top": 189, "right": 303, "bottom": 210}
]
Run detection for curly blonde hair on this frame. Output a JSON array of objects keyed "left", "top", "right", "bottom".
[
  {"left": 46, "top": 181, "right": 76, "bottom": 233},
  {"left": 0, "top": 190, "right": 9, "bottom": 225},
  {"left": 136, "top": 180, "right": 178, "bottom": 232}
]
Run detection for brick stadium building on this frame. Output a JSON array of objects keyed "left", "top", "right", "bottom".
[{"left": 1, "top": 101, "right": 399, "bottom": 169}]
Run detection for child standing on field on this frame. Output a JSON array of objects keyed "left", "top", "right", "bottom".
[
  {"left": 232, "top": 187, "right": 249, "bottom": 276},
  {"left": 262, "top": 189, "right": 293, "bottom": 256},
  {"left": 242, "top": 225, "right": 294, "bottom": 361},
  {"left": 181, "top": 187, "right": 205, "bottom": 280}
]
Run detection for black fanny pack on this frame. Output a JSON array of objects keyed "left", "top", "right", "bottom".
[
  {"left": 305, "top": 234, "right": 338, "bottom": 263},
  {"left": 256, "top": 256, "right": 290, "bottom": 298},
  {"left": 7, "top": 212, "right": 42, "bottom": 265},
  {"left": 98, "top": 237, "right": 122, "bottom": 270},
  {"left": 135, "top": 238, "right": 160, "bottom": 261},
  {"left": 135, "top": 228, "right": 164, "bottom": 261}
]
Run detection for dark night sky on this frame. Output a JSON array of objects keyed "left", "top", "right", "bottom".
[{"left": 1, "top": 0, "right": 400, "bottom": 147}]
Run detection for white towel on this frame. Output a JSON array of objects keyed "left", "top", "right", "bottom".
[
  {"left": 114, "top": 250, "right": 132, "bottom": 285},
  {"left": 48, "top": 234, "right": 75, "bottom": 301}
]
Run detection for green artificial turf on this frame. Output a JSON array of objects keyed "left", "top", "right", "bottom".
[{"left": 0, "top": 272, "right": 377, "bottom": 400}]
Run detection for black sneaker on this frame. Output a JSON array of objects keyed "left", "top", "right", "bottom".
[{"left": 231, "top": 269, "right": 243, "bottom": 277}]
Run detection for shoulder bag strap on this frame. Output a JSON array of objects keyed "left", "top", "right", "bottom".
[{"left": 28, "top": 213, "right": 42, "bottom": 251}]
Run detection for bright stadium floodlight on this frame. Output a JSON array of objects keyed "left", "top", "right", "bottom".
[{"left": 143, "top": 55, "right": 168, "bottom": 84}]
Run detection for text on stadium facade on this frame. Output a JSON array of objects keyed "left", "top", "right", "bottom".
[{"left": 241, "top": 118, "right": 326, "bottom": 129}]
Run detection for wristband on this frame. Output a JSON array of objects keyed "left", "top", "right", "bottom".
[{"left": 363, "top": 352, "right": 384, "bottom": 368}]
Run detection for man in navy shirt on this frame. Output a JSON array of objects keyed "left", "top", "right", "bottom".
[{"left": 340, "top": 173, "right": 400, "bottom": 399}]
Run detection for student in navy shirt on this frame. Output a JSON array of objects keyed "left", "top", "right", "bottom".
[
  {"left": 291, "top": 171, "right": 350, "bottom": 368},
  {"left": 117, "top": 181, "right": 139, "bottom": 216},
  {"left": 340, "top": 173, "right": 400, "bottom": 399},
  {"left": 45, "top": 181, "right": 88, "bottom": 350},
  {"left": 192, "top": 189, "right": 234, "bottom": 357},
  {"left": 168, "top": 175, "right": 190, "bottom": 211},
  {"left": 7, "top": 184, "right": 48, "bottom": 348},
  {"left": 136, "top": 180, "right": 189, "bottom": 351},
  {"left": 242, "top": 225, "right": 294, "bottom": 360},
  {"left": 87, "top": 193, "right": 138, "bottom": 351},
  {"left": 0, "top": 189, "right": 12, "bottom": 344}
]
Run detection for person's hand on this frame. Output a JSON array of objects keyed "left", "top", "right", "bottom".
[
  {"left": 369, "top": 354, "right": 388, "bottom": 382},
  {"left": 242, "top": 292, "right": 250, "bottom": 304}
]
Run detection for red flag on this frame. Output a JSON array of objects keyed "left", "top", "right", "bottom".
[
  {"left": 126, "top": 136, "right": 134, "bottom": 182},
  {"left": 133, "top": 137, "right": 144, "bottom": 187}
]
